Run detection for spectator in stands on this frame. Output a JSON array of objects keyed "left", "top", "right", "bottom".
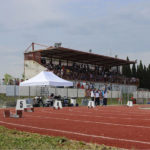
[
  {"left": 44, "top": 59, "right": 139, "bottom": 86},
  {"left": 81, "top": 83, "right": 84, "bottom": 89},
  {"left": 85, "top": 82, "right": 89, "bottom": 90},
  {"left": 41, "top": 58, "right": 46, "bottom": 65},
  {"left": 77, "top": 82, "right": 80, "bottom": 88}
]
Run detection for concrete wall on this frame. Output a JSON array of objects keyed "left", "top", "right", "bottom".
[
  {"left": 133, "top": 91, "right": 150, "bottom": 99},
  {"left": 4, "top": 85, "right": 85, "bottom": 98},
  {"left": 1, "top": 85, "right": 122, "bottom": 98},
  {"left": 107, "top": 91, "right": 121, "bottom": 98},
  {"left": 24, "top": 60, "right": 46, "bottom": 80},
  {"left": 6, "top": 85, "right": 19, "bottom": 96},
  {"left": 0, "top": 85, "right": 138, "bottom": 98},
  {"left": 0, "top": 85, "right": 6, "bottom": 94}
]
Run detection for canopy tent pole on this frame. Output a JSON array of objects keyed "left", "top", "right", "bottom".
[
  {"left": 110, "top": 84, "right": 112, "bottom": 104},
  {"left": 67, "top": 87, "right": 69, "bottom": 98},
  {"left": 19, "top": 85, "right": 20, "bottom": 98},
  {"left": 55, "top": 87, "right": 56, "bottom": 96},
  {"left": 14, "top": 85, "right": 17, "bottom": 102},
  {"left": 29, "top": 86, "right": 30, "bottom": 98}
]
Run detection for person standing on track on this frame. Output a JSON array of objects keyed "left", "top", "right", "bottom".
[
  {"left": 99, "top": 89, "right": 104, "bottom": 106},
  {"left": 95, "top": 90, "right": 100, "bottom": 106},
  {"left": 90, "top": 89, "right": 95, "bottom": 101},
  {"left": 103, "top": 87, "right": 108, "bottom": 106}
]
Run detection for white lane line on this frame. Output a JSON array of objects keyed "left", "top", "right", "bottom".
[
  {"left": 25, "top": 114, "right": 150, "bottom": 129},
  {"left": 72, "top": 109, "right": 150, "bottom": 120},
  {"left": 68, "top": 109, "right": 150, "bottom": 117},
  {"left": 0, "top": 120, "right": 150, "bottom": 145},
  {"left": 75, "top": 106, "right": 150, "bottom": 114},
  {"left": 40, "top": 110, "right": 150, "bottom": 121}
]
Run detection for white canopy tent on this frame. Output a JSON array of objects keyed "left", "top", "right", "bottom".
[{"left": 20, "top": 71, "right": 73, "bottom": 87}]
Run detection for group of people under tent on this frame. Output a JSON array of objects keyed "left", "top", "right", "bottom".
[
  {"left": 90, "top": 87, "right": 108, "bottom": 106},
  {"left": 33, "top": 96, "right": 44, "bottom": 107}
]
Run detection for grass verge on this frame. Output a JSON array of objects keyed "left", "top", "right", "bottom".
[{"left": 0, "top": 126, "right": 120, "bottom": 150}]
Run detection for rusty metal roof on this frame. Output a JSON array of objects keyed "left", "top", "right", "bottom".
[{"left": 28, "top": 46, "right": 135, "bottom": 67}]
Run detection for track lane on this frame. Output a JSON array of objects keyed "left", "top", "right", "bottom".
[{"left": 1, "top": 106, "right": 150, "bottom": 149}]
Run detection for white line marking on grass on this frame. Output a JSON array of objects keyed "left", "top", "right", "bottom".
[
  {"left": 25, "top": 114, "right": 150, "bottom": 129},
  {"left": 0, "top": 120, "right": 150, "bottom": 145}
]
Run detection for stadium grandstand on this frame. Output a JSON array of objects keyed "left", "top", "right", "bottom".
[{"left": 24, "top": 43, "right": 139, "bottom": 91}]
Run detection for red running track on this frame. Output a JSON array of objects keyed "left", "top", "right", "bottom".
[{"left": 1, "top": 105, "right": 150, "bottom": 149}]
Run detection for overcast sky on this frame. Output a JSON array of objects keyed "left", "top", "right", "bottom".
[{"left": 0, "top": 0, "right": 150, "bottom": 79}]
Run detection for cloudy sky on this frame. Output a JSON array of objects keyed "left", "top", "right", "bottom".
[{"left": 0, "top": 0, "right": 150, "bottom": 78}]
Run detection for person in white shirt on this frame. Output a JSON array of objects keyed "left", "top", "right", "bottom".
[{"left": 90, "top": 89, "right": 95, "bottom": 101}]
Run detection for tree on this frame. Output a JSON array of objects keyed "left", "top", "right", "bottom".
[
  {"left": 22, "top": 73, "right": 25, "bottom": 80},
  {"left": 131, "top": 63, "right": 137, "bottom": 77},
  {"left": 147, "top": 65, "right": 150, "bottom": 89},
  {"left": 137, "top": 60, "right": 144, "bottom": 88},
  {"left": 122, "top": 57, "right": 131, "bottom": 77},
  {"left": 4, "top": 74, "right": 13, "bottom": 85},
  {"left": 143, "top": 65, "right": 148, "bottom": 88}
]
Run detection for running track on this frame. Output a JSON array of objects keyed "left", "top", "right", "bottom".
[{"left": 1, "top": 105, "right": 150, "bottom": 149}]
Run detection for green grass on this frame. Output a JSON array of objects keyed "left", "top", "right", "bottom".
[
  {"left": 0, "top": 126, "right": 119, "bottom": 150},
  {"left": 76, "top": 97, "right": 83, "bottom": 105},
  {"left": 0, "top": 94, "right": 16, "bottom": 107},
  {"left": 107, "top": 98, "right": 120, "bottom": 105},
  {"left": 0, "top": 94, "right": 34, "bottom": 107}
]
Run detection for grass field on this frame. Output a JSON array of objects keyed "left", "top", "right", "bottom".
[{"left": 0, "top": 126, "right": 118, "bottom": 150}]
